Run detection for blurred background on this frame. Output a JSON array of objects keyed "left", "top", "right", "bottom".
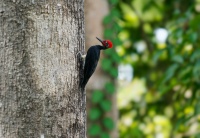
[{"left": 85, "top": 0, "right": 200, "bottom": 138}]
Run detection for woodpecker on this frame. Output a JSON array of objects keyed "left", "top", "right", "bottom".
[{"left": 79, "top": 37, "right": 113, "bottom": 89}]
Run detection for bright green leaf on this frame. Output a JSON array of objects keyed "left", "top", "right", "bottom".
[
  {"left": 89, "top": 108, "right": 101, "bottom": 120},
  {"left": 100, "top": 133, "right": 110, "bottom": 138},
  {"left": 104, "top": 29, "right": 113, "bottom": 38},
  {"left": 91, "top": 90, "right": 104, "bottom": 103},
  {"left": 101, "top": 59, "right": 112, "bottom": 71},
  {"left": 100, "top": 100, "right": 112, "bottom": 111},
  {"left": 105, "top": 82, "right": 115, "bottom": 94},
  {"left": 111, "top": 9, "right": 120, "bottom": 18},
  {"left": 111, "top": 53, "right": 121, "bottom": 63},
  {"left": 103, "top": 15, "right": 113, "bottom": 24},
  {"left": 88, "top": 124, "right": 101, "bottom": 136},
  {"left": 109, "top": 68, "right": 118, "bottom": 78},
  {"left": 109, "top": 0, "right": 118, "bottom": 5},
  {"left": 103, "top": 117, "right": 115, "bottom": 130}
]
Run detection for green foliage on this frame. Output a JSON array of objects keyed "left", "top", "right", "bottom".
[
  {"left": 91, "top": 90, "right": 104, "bottom": 103},
  {"left": 109, "top": 0, "right": 118, "bottom": 5},
  {"left": 103, "top": 117, "right": 115, "bottom": 130},
  {"left": 88, "top": 124, "right": 101, "bottom": 136},
  {"left": 105, "top": 82, "right": 115, "bottom": 94},
  {"left": 101, "top": 59, "right": 112, "bottom": 71},
  {"left": 100, "top": 100, "right": 112, "bottom": 111},
  {"left": 109, "top": 0, "right": 200, "bottom": 137},
  {"left": 100, "top": 132, "right": 110, "bottom": 138},
  {"left": 89, "top": 108, "right": 101, "bottom": 120}
]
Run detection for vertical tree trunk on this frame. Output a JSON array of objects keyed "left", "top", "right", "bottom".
[{"left": 0, "top": 0, "right": 85, "bottom": 138}]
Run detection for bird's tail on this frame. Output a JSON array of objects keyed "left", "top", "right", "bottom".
[{"left": 80, "top": 78, "right": 89, "bottom": 90}]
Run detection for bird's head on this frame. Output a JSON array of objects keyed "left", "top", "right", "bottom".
[{"left": 96, "top": 37, "right": 113, "bottom": 49}]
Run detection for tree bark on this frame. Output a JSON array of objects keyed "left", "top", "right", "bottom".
[{"left": 0, "top": 0, "right": 85, "bottom": 138}]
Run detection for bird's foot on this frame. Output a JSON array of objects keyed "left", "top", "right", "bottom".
[{"left": 76, "top": 51, "right": 86, "bottom": 59}]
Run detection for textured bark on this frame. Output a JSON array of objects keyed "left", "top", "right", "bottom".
[
  {"left": 0, "top": 0, "right": 85, "bottom": 138},
  {"left": 85, "top": 0, "right": 118, "bottom": 138}
]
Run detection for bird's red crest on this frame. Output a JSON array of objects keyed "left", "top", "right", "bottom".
[{"left": 103, "top": 40, "right": 113, "bottom": 48}]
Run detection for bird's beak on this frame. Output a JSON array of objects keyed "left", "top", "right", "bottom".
[{"left": 96, "top": 37, "right": 103, "bottom": 44}]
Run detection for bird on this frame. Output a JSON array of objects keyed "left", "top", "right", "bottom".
[{"left": 79, "top": 37, "right": 113, "bottom": 89}]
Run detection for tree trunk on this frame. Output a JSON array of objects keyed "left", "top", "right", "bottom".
[{"left": 0, "top": 0, "right": 85, "bottom": 138}]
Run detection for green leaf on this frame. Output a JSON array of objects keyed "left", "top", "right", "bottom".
[
  {"left": 101, "top": 59, "right": 112, "bottom": 71},
  {"left": 111, "top": 9, "right": 120, "bottom": 18},
  {"left": 174, "top": 115, "right": 193, "bottom": 131},
  {"left": 103, "top": 117, "right": 115, "bottom": 130},
  {"left": 113, "top": 38, "right": 122, "bottom": 45},
  {"left": 91, "top": 90, "right": 104, "bottom": 103},
  {"left": 163, "top": 64, "right": 179, "bottom": 83},
  {"left": 172, "top": 55, "right": 184, "bottom": 64},
  {"left": 190, "top": 15, "right": 200, "bottom": 30},
  {"left": 111, "top": 53, "right": 121, "bottom": 63},
  {"left": 103, "top": 15, "right": 113, "bottom": 25},
  {"left": 189, "top": 32, "right": 198, "bottom": 43},
  {"left": 175, "top": 28, "right": 183, "bottom": 38},
  {"left": 100, "top": 100, "right": 112, "bottom": 111},
  {"left": 178, "top": 66, "right": 192, "bottom": 79},
  {"left": 105, "top": 82, "right": 115, "bottom": 94},
  {"left": 153, "top": 50, "right": 164, "bottom": 64},
  {"left": 104, "top": 29, "right": 113, "bottom": 38},
  {"left": 104, "top": 48, "right": 114, "bottom": 55},
  {"left": 109, "top": 68, "right": 118, "bottom": 78},
  {"left": 100, "top": 133, "right": 110, "bottom": 138},
  {"left": 88, "top": 124, "right": 101, "bottom": 136},
  {"left": 89, "top": 108, "right": 101, "bottom": 120},
  {"left": 190, "top": 49, "right": 200, "bottom": 62},
  {"left": 109, "top": 0, "right": 118, "bottom": 5},
  {"left": 195, "top": 98, "right": 200, "bottom": 115},
  {"left": 193, "top": 61, "right": 200, "bottom": 79}
]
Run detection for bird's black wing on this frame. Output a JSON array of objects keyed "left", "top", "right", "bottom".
[{"left": 81, "top": 46, "right": 100, "bottom": 88}]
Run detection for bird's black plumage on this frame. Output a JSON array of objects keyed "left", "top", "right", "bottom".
[{"left": 81, "top": 45, "right": 107, "bottom": 88}]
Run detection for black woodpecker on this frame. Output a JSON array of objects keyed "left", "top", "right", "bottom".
[{"left": 80, "top": 37, "right": 113, "bottom": 89}]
